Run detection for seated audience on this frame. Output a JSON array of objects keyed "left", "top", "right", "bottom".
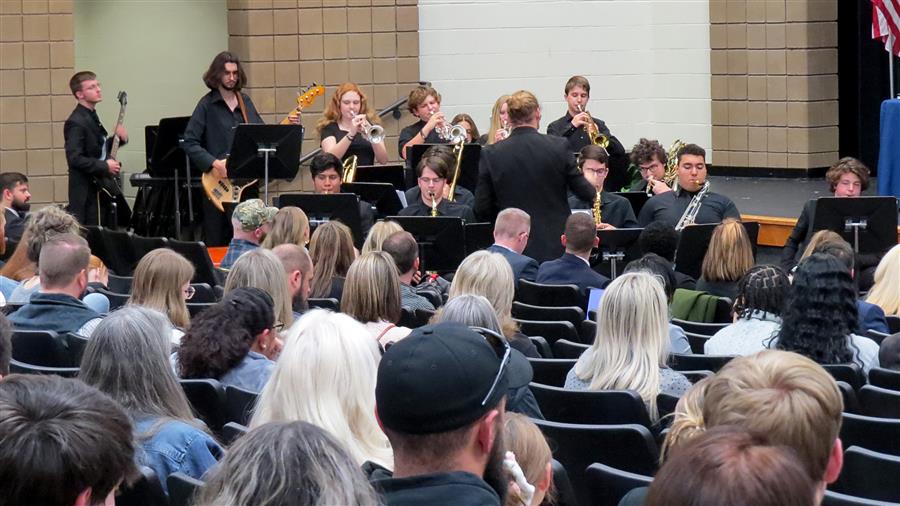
[
  {"left": 814, "top": 238, "right": 890, "bottom": 335},
  {"left": 272, "top": 243, "right": 313, "bottom": 318},
  {"left": 623, "top": 253, "right": 692, "bottom": 355},
  {"left": 79, "top": 307, "right": 222, "bottom": 492},
  {"left": 250, "top": 310, "right": 392, "bottom": 469},
  {"left": 705, "top": 265, "right": 790, "bottom": 356},
  {"left": 224, "top": 247, "right": 294, "bottom": 328},
  {"left": 219, "top": 198, "right": 278, "bottom": 270},
  {"left": 799, "top": 229, "right": 843, "bottom": 264},
  {"left": 637, "top": 220, "right": 696, "bottom": 289},
  {"left": 0, "top": 375, "right": 137, "bottom": 506},
  {"left": 567, "top": 144, "right": 638, "bottom": 229},
  {"left": 565, "top": 272, "right": 691, "bottom": 421},
  {"left": 9, "top": 233, "right": 103, "bottom": 336},
  {"left": 309, "top": 220, "right": 355, "bottom": 300},
  {"left": 880, "top": 333, "right": 900, "bottom": 370},
  {"left": 127, "top": 248, "right": 195, "bottom": 344},
  {"left": 362, "top": 219, "right": 403, "bottom": 255},
  {"left": 865, "top": 243, "right": 900, "bottom": 317},
  {"left": 535, "top": 212, "right": 610, "bottom": 296},
  {"left": 487, "top": 207, "right": 539, "bottom": 283},
  {"left": 178, "top": 287, "right": 278, "bottom": 392},
  {"left": 645, "top": 427, "right": 817, "bottom": 506},
  {"left": 434, "top": 294, "right": 543, "bottom": 419},
  {"left": 695, "top": 218, "right": 753, "bottom": 300},
  {"left": 371, "top": 322, "right": 509, "bottom": 505},
  {"left": 400, "top": 146, "right": 476, "bottom": 220},
  {"left": 381, "top": 231, "right": 435, "bottom": 311},
  {"left": 261, "top": 205, "right": 310, "bottom": 248},
  {"left": 309, "top": 152, "right": 375, "bottom": 237},
  {"left": 342, "top": 251, "right": 411, "bottom": 346},
  {"left": 0, "top": 314, "right": 9, "bottom": 378},
  {"left": 775, "top": 253, "right": 879, "bottom": 373},
  {"left": 0, "top": 171, "right": 30, "bottom": 245},
  {"left": 502, "top": 413, "right": 554, "bottom": 506},
  {"left": 195, "top": 421, "right": 379, "bottom": 506},
  {"left": 450, "top": 250, "right": 540, "bottom": 357}
]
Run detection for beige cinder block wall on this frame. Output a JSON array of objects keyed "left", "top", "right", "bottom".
[{"left": 710, "top": 0, "right": 839, "bottom": 174}]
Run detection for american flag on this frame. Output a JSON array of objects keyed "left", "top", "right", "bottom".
[{"left": 873, "top": 0, "right": 900, "bottom": 56}]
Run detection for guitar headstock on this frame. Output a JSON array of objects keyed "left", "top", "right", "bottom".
[
  {"left": 117, "top": 91, "right": 128, "bottom": 106},
  {"left": 296, "top": 83, "right": 325, "bottom": 109}
]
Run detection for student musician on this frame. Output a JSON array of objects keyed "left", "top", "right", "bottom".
[
  {"left": 318, "top": 83, "right": 388, "bottom": 166},
  {"left": 568, "top": 145, "right": 638, "bottom": 229},
  {"left": 627, "top": 138, "right": 672, "bottom": 195},
  {"left": 399, "top": 150, "right": 476, "bottom": 221},
  {"left": 309, "top": 152, "right": 374, "bottom": 237},
  {"left": 403, "top": 145, "right": 475, "bottom": 208}
]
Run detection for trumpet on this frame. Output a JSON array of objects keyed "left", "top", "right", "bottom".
[
  {"left": 576, "top": 104, "right": 609, "bottom": 149},
  {"left": 438, "top": 123, "right": 467, "bottom": 144},
  {"left": 496, "top": 120, "right": 511, "bottom": 141},
  {"left": 351, "top": 113, "right": 384, "bottom": 143}
]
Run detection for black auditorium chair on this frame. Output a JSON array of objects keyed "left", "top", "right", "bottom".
[
  {"left": 886, "top": 316, "right": 900, "bottom": 334},
  {"left": 529, "top": 383, "right": 653, "bottom": 429},
  {"left": 831, "top": 446, "right": 900, "bottom": 503},
  {"left": 552, "top": 339, "right": 589, "bottom": 359},
  {"left": 516, "top": 319, "right": 580, "bottom": 347},
  {"left": 669, "top": 353, "right": 735, "bottom": 373},
  {"left": 308, "top": 297, "right": 340, "bottom": 311},
  {"left": 107, "top": 274, "right": 133, "bottom": 294},
  {"left": 187, "top": 302, "right": 216, "bottom": 318},
  {"left": 225, "top": 384, "right": 259, "bottom": 426},
  {"left": 866, "top": 330, "right": 890, "bottom": 345},
  {"left": 869, "top": 368, "right": 900, "bottom": 392},
  {"left": 11, "top": 330, "right": 69, "bottom": 367},
  {"left": 657, "top": 392, "right": 681, "bottom": 421},
  {"left": 180, "top": 379, "right": 226, "bottom": 433},
  {"left": 415, "top": 308, "right": 436, "bottom": 325},
  {"left": 858, "top": 385, "right": 900, "bottom": 419},
  {"left": 168, "top": 239, "right": 220, "bottom": 287},
  {"left": 579, "top": 319, "right": 597, "bottom": 343},
  {"left": 684, "top": 331, "right": 710, "bottom": 354},
  {"left": 511, "top": 302, "right": 584, "bottom": 328},
  {"left": 679, "top": 370, "right": 714, "bottom": 383},
  {"left": 585, "top": 462, "right": 653, "bottom": 506},
  {"left": 822, "top": 490, "right": 898, "bottom": 505},
  {"left": 551, "top": 459, "right": 579, "bottom": 506},
  {"left": 533, "top": 419, "right": 659, "bottom": 506},
  {"left": 713, "top": 296, "right": 733, "bottom": 323},
  {"left": 9, "top": 358, "right": 79, "bottom": 377},
  {"left": 131, "top": 234, "right": 168, "bottom": 265},
  {"left": 116, "top": 466, "right": 168, "bottom": 506},
  {"left": 94, "top": 287, "right": 129, "bottom": 311},
  {"left": 221, "top": 421, "right": 250, "bottom": 446},
  {"left": 517, "top": 279, "right": 585, "bottom": 309},
  {"left": 823, "top": 363, "right": 866, "bottom": 392},
  {"left": 529, "top": 335, "right": 552, "bottom": 359},
  {"left": 167, "top": 473, "right": 205, "bottom": 506},
  {"left": 85, "top": 226, "right": 110, "bottom": 268},
  {"left": 189, "top": 283, "right": 217, "bottom": 303},
  {"left": 528, "top": 358, "right": 576, "bottom": 388},
  {"left": 64, "top": 333, "right": 89, "bottom": 366},
  {"left": 100, "top": 228, "right": 138, "bottom": 276},
  {"left": 670, "top": 318, "right": 728, "bottom": 336},
  {"left": 840, "top": 412, "right": 900, "bottom": 457},
  {"left": 837, "top": 381, "right": 861, "bottom": 414}
]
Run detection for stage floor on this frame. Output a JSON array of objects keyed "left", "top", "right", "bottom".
[{"left": 708, "top": 176, "right": 881, "bottom": 219}]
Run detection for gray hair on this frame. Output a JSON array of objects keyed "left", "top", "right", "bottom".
[{"left": 435, "top": 294, "right": 503, "bottom": 334}]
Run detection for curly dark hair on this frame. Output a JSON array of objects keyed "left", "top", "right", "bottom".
[
  {"left": 629, "top": 138, "right": 667, "bottom": 166},
  {"left": 177, "top": 287, "right": 275, "bottom": 380},
  {"left": 638, "top": 221, "right": 679, "bottom": 262},
  {"left": 733, "top": 265, "right": 790, "bottom": 319},
  {"left": 775, "top": 254, "right": 859, "bottom": 365}
]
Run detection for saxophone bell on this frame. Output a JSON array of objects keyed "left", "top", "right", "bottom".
[{"left": 429, "top": 191, "right": 439, "bottom": 217}]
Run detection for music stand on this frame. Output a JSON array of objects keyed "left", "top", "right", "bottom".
[
  {"left": 352, "top": 163, "right": 408, "bottom": 191},
  {"left": 464, "top": 222, "right": 493, "bottom": 255},
  {"left": 409, "top": 143, "right": 481, "bottom": 193},
  {"left": 614, "top": 191, "right": 650, "bottom": 218},
  {"left": 341, "top": 182, "right": 403, "bottom": 217},
  {"left": 593, "top": 228, "right": 643, "bottom": 279},
  {"left": 277, "top": 193, "right": 363, "bottom": 248},
  {"left": 811, "top": 197, "right": 899, "bottom": 255},
  {"left": 228, "top": 124, "right": 303, "bottom": 205},
  {"left": 389, "top": 216, "right": 466, "bottom": 274},
  {"left": 674, "top": 221, "right": 760, "bottom": 280},
  {"left": 148, "top": 116, "right": 191, "bottom": 238}
]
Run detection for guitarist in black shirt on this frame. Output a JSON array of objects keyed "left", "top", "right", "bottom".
[{"left": 64, "top": 71, "right": 129, "bottom": 226}]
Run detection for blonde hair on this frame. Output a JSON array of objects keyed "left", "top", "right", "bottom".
[
  {"left": 262, "top": 206, "right": 309, "bottom": 249},
  {"left": 486, "top": 94, "right": 511, "bottom": 145},
  {"left": 250, "top": 310, "right": 392, "bottom": 469},
  {"left": 700, "top": 219, "right": 753, "bottom": 283},
  {"left": 361, "top": 220, "right": 403, "bottom": 256},
  {"left": 800, "top": 230, "right": 842, "bottom": 261},
  {"left": 316, "top": 82, "right": 379, "bottom": 135},
  {"left": 506, "top": 90, "right": 540, "bottom": 126},
  {"left": 573, "top": 272, "right": 670, "bottom": 420},
  {"left": 449, "top": 251, "right": 519, "bottom": 339},
  {"left": 128, "top": 249, "right": 194, "bottom": 329},
  {"left": 224, "top": 248, "right": 294, "bottom": 327},
  {"left": 503, "top": 413, "right": 554, "bottom": 506},
  {"left": 341, "top": 251, "right": 401, "bottom": 325},
  {"left": 661, "top": 377, "right": 711, "bottom": 462},
  {"left": 866, "top": 244, "right": 900, "bottom": 316},
  {"left": 309, "top": 221, "right": 356, "bottom": 299}
]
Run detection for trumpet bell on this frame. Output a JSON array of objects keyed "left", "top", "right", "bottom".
[
  {"left": 366, "top": 124, "right": 385, "bottom": 144},
  {"left": 447, "top": 124, "right": 467, "bottom": 145}
]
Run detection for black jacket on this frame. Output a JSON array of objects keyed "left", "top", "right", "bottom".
[
  {"left": 182, "top": 89, "right": 263, "bottom": 173},
  {"left": 372, "top": 471, "right": 501, "bottom": 506},
  {"left": 4, "top": 208, "right": 26, "bottom": 245},
  {"left": 568, "top": 191, "right": 639, "bottom": 229},
  {"left": 475, "top": 127, "right": 595, "bottom": 262},
  {"left": 64, "top": 104, "right": 122, "bottom": 224}
]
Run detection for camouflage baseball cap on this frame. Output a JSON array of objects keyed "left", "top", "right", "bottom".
[{"left": 232, "top": 199, "right": 278, "bottom": 231}]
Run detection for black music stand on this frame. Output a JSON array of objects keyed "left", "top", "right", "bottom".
[
  {"left": 352, "top": 163, "right": 408, "bottom": 191},
  {"left": 341, "top": 182, "right": 403, "bottom": 217},
  {"left": 409, "top": 143, "right": 481, "bottom": 193},
  {"left": 277, "top": 193, "right": 363, "bottom": 248},
  {"left": 464, "top": 222, "right": 493, "bottom": 255},
  {"left": 614, "top": 191, "right": 651, "bottom": 218},
  {"left": 389, "top": 216, "right": 466, "bottom": 274},
  {"left": 593, "top": 228, "right": 643, "bottom": 279},
  {"left": 228, "top": 124, "right": 303, "bottom": 205},
  {"left": 149, "top": 116, "right": 191, "bottom": 238},
  {"left": 674, "top": 221, "right": 760, "bottom": 280},
  {"left": 812, "top": 197, "right": 899, "bottom": 255}
]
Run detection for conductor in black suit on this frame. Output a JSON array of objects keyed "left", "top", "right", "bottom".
[
  {"left": 475, "top": 90, "right": 596, "bottom": 263},
  {"left": 487, "top": 208, "right": 539, "bottom": 282},
  {"left": 536, "top": 212, "right": 610, "bottom": 295}
]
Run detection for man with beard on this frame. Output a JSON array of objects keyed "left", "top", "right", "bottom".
[
  {"left": 272, "top": 243, "right": 313, "bottom": 319},
  {"left": 0, "top": 172, "right": 31, "bottom": 245},
  {"left": 372, "top": 322, "right": 509, "bottom": 505},
  {"left": 219, "top": 199, "right": 277, "bottom": 270}
]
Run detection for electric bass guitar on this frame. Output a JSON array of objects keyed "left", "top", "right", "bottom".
[
  {"left": 201, "top": 83, "right": 325, "bottom": 213},
  {"left": 98, "top": 91, "right": 132, "bottom": 228}
]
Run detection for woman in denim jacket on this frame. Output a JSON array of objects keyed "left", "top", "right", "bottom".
[{"left": 79, "top": 306, "right": 223, "bottom": 494}]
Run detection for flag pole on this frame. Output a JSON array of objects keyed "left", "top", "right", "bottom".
[{"left": 891, "top": 34, "right": 896, "bottom": 97}]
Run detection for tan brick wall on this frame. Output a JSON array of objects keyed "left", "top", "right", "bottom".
[
  {"left": 226, "top": 0, "right": 419, "bottom": 194},
  {"left": 710, "top": 0, "right": 838, "bottom": 173},
  {"left": 0, "top": 0, "right": 74, "bottom": 206}
]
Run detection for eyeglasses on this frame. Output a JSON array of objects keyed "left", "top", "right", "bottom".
[
  {"left": 468, "top": 326, "right": 511, "bottom": 407},
  {"left": 183, "top": 285, "right": 196, "bottom": 300},
  {"left": 583, "top": 167, "right": 608, "bottom": 175},
  {"left": 418, "top": 176, "right": 445, "bottom": 185},
  {"left": 272, "top": 322, "right": 285, "bottom": 332}
]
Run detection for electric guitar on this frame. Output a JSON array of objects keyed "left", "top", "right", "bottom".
[
  {"left": 98, "top": 91, "right": 132, "bottom": 227},
  {"left": 202, "top": 83, "right": 325, "bottom": 213}
]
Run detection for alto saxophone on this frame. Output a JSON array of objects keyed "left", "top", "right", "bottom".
[
  {"left": 429, "top": 192, "right": 439, "bottom": 217},
  {"left": 592, "top": 191, "right": 602, "bottom": 226}
]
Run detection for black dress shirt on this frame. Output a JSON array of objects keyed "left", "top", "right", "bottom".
[
  {"left": 399, "top": 198, "right": 476, "bottom": 222},
  {"left": 320, "top": 121, "right": 375, "bottom": 166},
  {"left": 404, "top": 186, "right": 475, "bottom": 209},
  {"left": 397, "top": 120, "right": 444, "bottom": 159},
  {"left": 638, "top": 189, "right": 741, "bottom": 229},
  {"left": 546, "top": 112, "right": 626, "bottom": 157},
  {"left": 182, "top": 89, "right": 263, "bottom": 172},
  {"left": 568, "top": 191, "right": 639, "bottom": 228}
]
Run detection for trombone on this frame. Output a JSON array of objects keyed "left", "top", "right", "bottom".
[{"left": 445, "top": 125, "right": 467, "bottom": 202}]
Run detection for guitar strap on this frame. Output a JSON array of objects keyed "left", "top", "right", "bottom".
[{"left": 235, "top": 91, "right": 250, "bottom": 124}]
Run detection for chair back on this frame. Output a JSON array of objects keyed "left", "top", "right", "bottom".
[
  {"left": 669, "top": 353, "right": 735, "bottom": 373},
  {"left": 167, "top": 472, "right": 204, "bottom": 506},
  {"left": 579, "top": 319, "right": 597, "bottom": 344},
  {"left": 517, "top": 279, "right": 585, "bottom": 308},
  {"left": 552, "top": 339, "right": 589, "bottom": 359},
  {"left": 529, "top": 335, "right": 552, "bottom": 359},
  {"left": 516, "top": 319, "right": 580, "bottom": 346},
  {"left": 225, "top": 384, "right": 259, "bottom": 426},
  {"left": 131, "top": 235, "right": 169, "bottom": 266},
  {"left": 221, "top": 421, "right": 250, "bottom": 446},
  {"left": 309, "top": 297, "right": 340, "bottom": 311},
  {"left": 823, "top": 490, "right": 898, "bottom": 506},
  {"left": 528, "top": 358, "right": 577, "bottom": 388},
  {"left": 9, "top": 358, "right": 79, "bottom": 377},
  {"left": 831, "top": 446, "right": 900, "bottom": 503},
  {"left": 180, "top": 379, "right": 226, "bottom": 432},
  {"left": 684, "top": 331, "right": 710, "bottom": 354},
  {"left": 187, "top": 302, "right": 216, "bottom": 318},
  {"left": 886, "top": 315, "right": 900, "bottom": 334},
  {"left": 529, "top": 383, "right": 653, "bottom": 429},
  {"left": 11, "top": 330, "right": 67, "bottom": 367},
  {"left": 189, "top": 283, "right": 218, "bottom": 303},
  {"left": 870, "top": 368, "right": 900, "bottom": 392},
  {"left": 866, "top": 329, "right": 890, "bottom": 345},
  {"left": 116, "top": 466, "right": 168, "bottom": 506},
  {"left": 823, "top": 363, "right": 866, "bottom": 391},
  {"left": 551, "top": 459, "right": 579, "bottom": 506},
  {"left": 585, "top": 462, "right": 653, "bottom": 506},
  {"left": 107, "top": 274, "right": 133, "bottom": 294},
  {"left": 511, "top": 301, "right": 584, "bottom": 328},
  {"left": 670, "top": 318, "right": 729, "bottom": 336},
  {"left": 840, "top": 412, "right": 900, "bottom": 457},
  {"left": 94, "top": 287, "right": 129, "bottom": 311},
  {"left": 167, "top": 239, "right": 220, "bottom": 286},
  {"left": 858, "top": 385, "right": 900, "bottom": 419},
  {"left": 64, "top": 333, "right": 89, "bottom": 365},
  {"left": 101, "top": 228, "right": 138, "bottom": 276}
]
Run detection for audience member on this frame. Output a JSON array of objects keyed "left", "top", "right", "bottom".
[
  {"left": 224, "top": 247, "right": 294, "bottom": 328},
  {"left": 0, "top": 314, "right": 10, "bottom": 378},
  {"left": 435, "top": 294, "right": 542, "bottom": 419},
  {"left": 372, "top": 322, "right": 510, "bottom": 505},
  {"left": 9, "top": 233, "right": 103, "bottom": 336},
  {"left": 637, "top": 220, "right": 696, "bottom": 289},
  {"left": 799, "top": 229, "right": 843, "bottom": 264},
  {"left": 536, "top": 212, "right": 610, "bottom": 297},
  {"left": 565, "top": 272, "right": 691, "bottom": 420},
  {"left": 195, "top": 421, "right": 380, "bottom": 506},
  {"left": 450, "top": 250, "right": 540, "bottom": 357},
  {"left": 362, "top": 219, "right": 403, "bottom": 255},
  {"left": 79, "top": 307, "right": 222, "bottom": 492},
  {"left": 623, "top": 253, "right": 692, "bottom": 355},
  {"left": 879, "top": 333, "right": 900, "bottom": 370},
  {"left": 0, "top": 375, "right": 137, "bottom": 506},
  {"left": 382, "top": 231, "right": 435, "bottom": 311},
  {"left": 220, "top": 198, "right": 278, "bottom": 270},
  {"left": 3, "top": 205, "right": 80, "bottom": 297},
  {"left": 814, "top": 238, "right": 890, "bottom": 335},
  {"left": 309, "top": 220, "right": 355, "bottom": 300},
  {"left": 865, "top": 243, "right": 900, "bottom": 317},
  {"left": 342, "top": 251, "right": 411, "bottom": 346},
  {"left": 127, "top": 248, "right": 195, "bottom": 344},
  {"left": 487, "top": 207, "right": 539, "bottom": 282},
  {"left": 705, "top": 265, "right": 790, "bottom": 356},
  {"left": 250, "top": 310, "right": 392, "bottom": 469},
  {"left": 261, "top": 205, "right": 310, "bottom": 248},
  {"left": 502, "top": 413, "right": 554, "bottom": 506},
  {"left": 695, "top": 218, "right": 753, "bottom": 300},
  {"left": 645, "top": 427, "right": 817, "bottom": 506},
  {"left": 0, "top": 171, "right": 30, "bottom": 245},
  {"left": 272, "top": 243, "right": 313, "bottom": 318},
  {"left": 178, "top": 287, "right": 278, "bottom": 392}
]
